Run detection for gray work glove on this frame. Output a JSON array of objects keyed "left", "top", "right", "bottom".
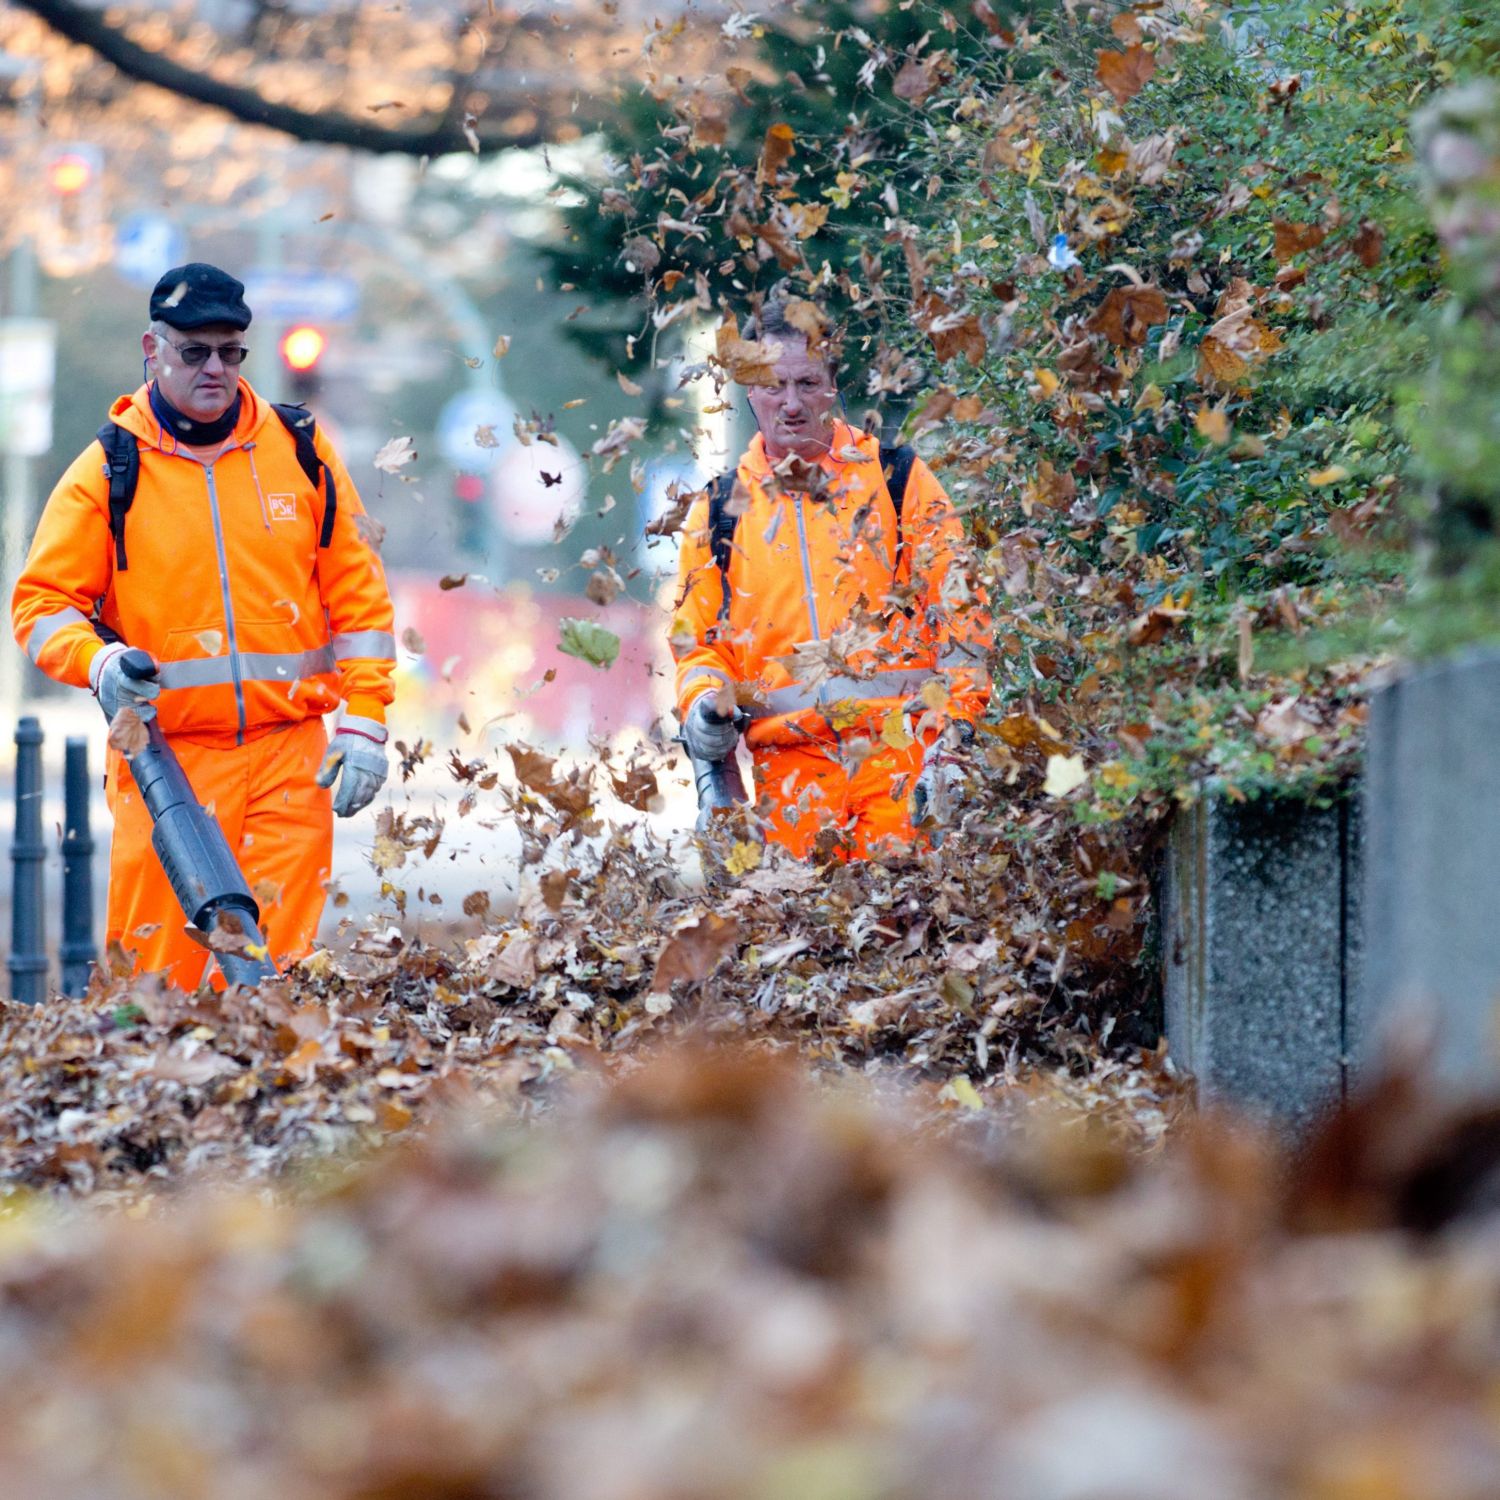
[
  {"left": 316, "top": 714, "right": 389, "bottom": 817},
  {"left": 910, "top": 722, "right": 975, "bottom": 835},
  {"left": 90, "top": 642, "right": 161, "bottom": 722},
  {"left": 681, "top": 693, "right": 742, "bottom": 762}
]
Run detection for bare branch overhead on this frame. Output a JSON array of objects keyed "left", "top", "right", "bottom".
[{"left": 9, "top": 0, "right": 548, "bottom": 154}]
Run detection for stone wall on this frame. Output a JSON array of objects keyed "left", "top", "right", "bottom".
[{"left": 1159, "top": 791, "right": 1362, "bottom": 1134}]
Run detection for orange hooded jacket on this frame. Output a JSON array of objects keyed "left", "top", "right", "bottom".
[
  {"left": 671, "top": 423, "right": 990, "bottom": 749},
  {"left": 12, "top": 380, "right": 394, "bottom": 746}
]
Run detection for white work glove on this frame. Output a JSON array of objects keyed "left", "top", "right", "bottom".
[
  {"left": 909, "top": 722, "right": 975, "bottom": 835},
  {"left": 90, "top": 642, "right": 161, "bottom": 722},
  {"left": 316, "top": 715, "right": 389, "bottom": 818},
  {"left": 681, "top": 693, "right": 742, "bottom": 762}
]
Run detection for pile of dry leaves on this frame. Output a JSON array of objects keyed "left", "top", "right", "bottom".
[
  {"left": 0, "top": 1045, "right": 1496, "bottom": 1498},
  {"left": 0, "top": 731, "right": 1181, "bottom": 1197}
]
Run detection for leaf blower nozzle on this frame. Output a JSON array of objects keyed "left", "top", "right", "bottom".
[{"left": 110, "top": 650, "right": 278, "bottom": 988}]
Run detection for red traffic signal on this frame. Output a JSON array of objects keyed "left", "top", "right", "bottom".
[
  {"left": 279, "top": 325, "right": 326, "bottom": 373},
  {"left": 47, "top": 151, "right": 95, "bottom": 196}
]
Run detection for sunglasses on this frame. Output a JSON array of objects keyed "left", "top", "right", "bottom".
[{"left": 157, "top": 335, "right": 249, "bottom": 367}]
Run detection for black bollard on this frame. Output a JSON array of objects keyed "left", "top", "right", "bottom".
[
  {"left": 60, "top": 737, "right": 97, "bottom": 997},
  {"left": 8, "top": 717, "right": 47, "bottom": 1004}
]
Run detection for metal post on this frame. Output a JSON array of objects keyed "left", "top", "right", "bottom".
[
  {"left": 60, "top": 736, "right": 96, "bottom": 996},
  {"left": 8, "top": 716, "right": 47, "bottom": 1003}
]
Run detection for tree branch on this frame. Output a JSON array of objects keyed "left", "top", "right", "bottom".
[{"left": 10, "top": 0, "right": 547, "bottom": 155}]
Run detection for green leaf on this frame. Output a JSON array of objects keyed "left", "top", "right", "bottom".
[{"left": 558, "top": 618, "right": 621, "bottom": 669}]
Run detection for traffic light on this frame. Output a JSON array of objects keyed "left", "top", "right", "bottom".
[
  {"left": 38, "top": 143, "right": 107, "bottom": 277},
  {"left": 279, "top": 324, "right": 326, "bottom": 400}
]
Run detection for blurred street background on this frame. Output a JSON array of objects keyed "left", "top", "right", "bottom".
[{"left": 0, "top": 0, "right": 741, "bottom": 972}]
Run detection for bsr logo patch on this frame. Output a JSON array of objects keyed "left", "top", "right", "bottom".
[{"left": 269, "top": 494, "right": 297, "bottom": 522}]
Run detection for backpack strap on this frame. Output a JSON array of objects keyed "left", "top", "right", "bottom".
[
  {"left": 272, "top": 403, "right": 336, "bottom": 547},
  {"left": 707, "top": 445, "right": 919, "bottom": 616},
  {"left": 878, "top": 443, "right": 917, "bottom": 575},
  {"left": 97, "top": 421, "right": 140, "bottom": 571},
  {"left": 707, "top": 471, "right": 738, "bottom": 623}
]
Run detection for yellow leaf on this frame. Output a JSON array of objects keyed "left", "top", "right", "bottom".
[
  {"left": 881, "top": 708, "right": 914, "bottom": 751},
  {"left": 1308, "top": 465, "right": 1350, "bottom": 487},
  {"left": 940, "top": 1075, "right": 984, "bottom": 1111},
  {"left": 919, "top": 678, "right": 951, "bottom": 713},
  {"left": 1033, "top": 367, "right": 1061, "bottom": 397},
  {"left": 1043, "top": 753, "right": 1089, "bottom": 798},
  {"left": 827, "top": 699, "right": 863, "bottom": 731},
  {"left": 1134, "top": 382, "right": 1164, "bottom": 413},
  {"left": 1195, "top": 406, "right": 1231, "bottom": 445},
  {"left": 724, "top": 840, "right": 763, "bottom": 877},
  {"left": 193, "top": 629, "right": 224, "bottom": 656}
]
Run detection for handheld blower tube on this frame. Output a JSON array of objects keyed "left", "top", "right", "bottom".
[{"left": 111, "top": 650, "right": 279, "bottom": 988}]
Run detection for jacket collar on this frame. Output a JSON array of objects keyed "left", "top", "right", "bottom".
[
  {"left": 743, "top": 420, "right": 877, "bottom": 479},
  {"left": 110, "top": 378, "right": 273, "bottom": 451}
]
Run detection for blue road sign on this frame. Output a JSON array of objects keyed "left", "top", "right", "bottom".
[
  {"left": 437, "top": 388, "right": 516, "bottom": 474},
  {"left": 242, "top": 269, "right": 360, "bottom": 323},
  {"left": 114, "top": 213, "right": 187, "bottom": 288}
]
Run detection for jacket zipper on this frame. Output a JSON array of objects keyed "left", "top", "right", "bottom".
[{"left": 202, "top": 463, "right": 248, "bottom": 744}]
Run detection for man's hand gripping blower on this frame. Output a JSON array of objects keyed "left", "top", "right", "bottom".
[
  {"left": 677, "top": 695, "right": 750, "bottom": 833},
  {"left": 102, "top": 649, "right": 279, "bottom": 988}
]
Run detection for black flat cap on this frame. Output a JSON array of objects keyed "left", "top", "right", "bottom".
[{"left": 150, "top": 263, "right": 252, "bottom": 331}]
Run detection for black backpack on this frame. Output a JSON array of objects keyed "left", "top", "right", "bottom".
[
  {"left": 98, "top": 403, "right": 337, "bottom": 570},
  {"left": 707, "top": 443, "right": 916, "bottom": 619}
]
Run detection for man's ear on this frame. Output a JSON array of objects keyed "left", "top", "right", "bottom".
[{"left": 140, "top": 329, "right": 157, "bottom": 367}]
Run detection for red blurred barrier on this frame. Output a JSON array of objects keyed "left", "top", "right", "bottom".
[{"left": 387, "top": 573, "right": 671, "bottom": 745}]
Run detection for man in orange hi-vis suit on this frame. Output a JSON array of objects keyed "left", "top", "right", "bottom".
[
  {"left": 12, "top": 263, "right": 395, "bottom": 988},
  {"left": 671, "top": 291, "right": 991, "bottom": 860}
]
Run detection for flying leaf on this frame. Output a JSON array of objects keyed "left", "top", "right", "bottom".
[
  {"left": 493, "top": 335, "right": 512, "bottom": 358},
  {"left": 194, "top": 629, "right": 224, "bottom": 656},
  {"left": 759, "top": 122, "right": 795, "bottom": 181},
  {"left": 1042, "top": 753, "right": 1089, "bottom": 798},
  {"left": 1095, "top": 44, "right": 1156, "bottom": 105},
  {"left": 353, "top": 514, "right": 386, "bottom": 552},
  {"left": 1087, "top": 284, "right": 1168, "bottom": 347},
  {"left": 1272, "top": 219, "right": 1328, "bottom": 263},
  {"left": 373, "top": 436, "right": 417, "bottom": 474},
  {"left": 558, "top": 618, "right": 621, "bottom": 669},
  {"left": 439, "top": 574, "right": 468, "bottom": 591},
  {"left": 400, "top": 628, "right": 425, "bottom": 656},
  {"left": 107, "top": 707, "right": 149, "bottom": 757},
  {"left": 1195, "top": 406, "right": 1231, "bottom": 445},
  {"left": 715, "top": 315, "right": 784, "bottom": 387},
  {"left": 1308, "top": 465, "right": 1350, "bottom": 487}
]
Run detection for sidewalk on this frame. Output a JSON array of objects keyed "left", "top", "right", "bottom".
[{"left": 0, "top": 699, "right": 699, "bottom": 985}]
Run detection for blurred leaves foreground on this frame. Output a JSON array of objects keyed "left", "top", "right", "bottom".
[
  {"left": 1, "top": 1040, "right": 1500, "bottom": 1497},
  {"left": 6, "top": 732, "right": 1500, "bottom": 1493}
]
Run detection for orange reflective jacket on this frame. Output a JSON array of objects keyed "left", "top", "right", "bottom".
[
  {"left": 13, "top": 380, "right": 394, "bottom": 745},
  {"left": 671, "top": 423, "right": 990, "bottom": 749}
]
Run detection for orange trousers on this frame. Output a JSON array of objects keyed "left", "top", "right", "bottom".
[
  {"left": 751, "top": 739, "right": 924, "bottom": 860},
  {"left": 105, "top": 718, "right": 333, "bottom": 990}
]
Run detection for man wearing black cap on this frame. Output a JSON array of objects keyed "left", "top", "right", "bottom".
[{"left": 12, "top": 263, "right": 398, "bottom": 990}]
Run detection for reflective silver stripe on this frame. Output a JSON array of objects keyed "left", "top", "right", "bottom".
[
  {"left": 937, "top": 644, "right": 985, "bottom": 670},
  {"left": 755, "top": 669, "right": 937, "bottom": 719},
  {"left": 681, "top": 665, "right": 732, "bottom": 692},
  {"left": 333, "top": 630, "right": 396, "bottom": 660},
  {"left": 26, "top": 606, "right": 89, "bottom": 664},
  {"left": 158, "top": 647, "right": 337, "bottom": 692},
  {"left": 241, "top": 646, "right": 336, "bottom": 681}
]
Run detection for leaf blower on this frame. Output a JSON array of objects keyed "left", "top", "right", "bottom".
[
  {"left": 677, "top": 709, "right": 750, "bottom": 833},
  {"left": 108, "top": 649, "right": 279, "bottom": 988}
]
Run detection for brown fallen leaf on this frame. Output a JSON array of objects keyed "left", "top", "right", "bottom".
[{"left": 651, "top": 912, "right": 743, "bottom": 994}]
